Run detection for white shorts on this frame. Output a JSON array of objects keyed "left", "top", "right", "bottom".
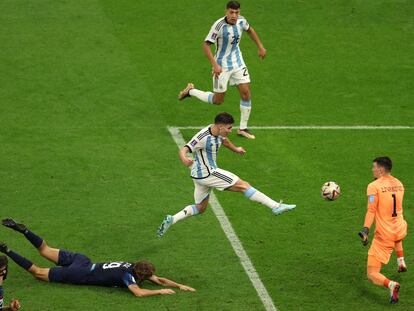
[
  {"left": 193, "top": 168, "right": 239, "bottom": 204},
  {"left": 213, "top": 66, "right": 250, "bottom": 93}
]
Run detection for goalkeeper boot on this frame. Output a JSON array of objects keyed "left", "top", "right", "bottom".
[
  {"left": 157, "top": 215, "right": 173, "bottom": 237},
  {"left": 389, "top": 281, "right": 400, "bottom": 304},
  {"left": 398, "top": 263, "right": 407, "bottom": 273},
  {"left": 2, "top": 218, "right": 27, "bottom": 233},
  {"left": 272, "top": 203, "right": 296, "bottom": 216}
]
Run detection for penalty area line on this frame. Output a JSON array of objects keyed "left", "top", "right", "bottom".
[
  {"left": 167, "top": 126, "right": 278, "bottom": 311},
  {"left": 174, "top": 125, "right": 414, "bottom": 130}
]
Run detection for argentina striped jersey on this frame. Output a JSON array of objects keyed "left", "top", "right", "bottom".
[
  {"left": 205, "top": 16, "right": 250, "bottom": 71},
  {"left": 185, "top": 125, "right": 225, "bottom": 179}
]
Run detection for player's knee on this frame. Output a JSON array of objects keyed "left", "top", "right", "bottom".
[
  {"left": 213, "top": 94, "right": 225, "bottom": 104},
  {"left": 241, "top": 92, "right": 250, "bottom": 101},
  {"left": 196, "top": 204, "right": 207, "bottom": 214},
  {"left": 238, "top": 180, "right": 251, "bottom": 192}
]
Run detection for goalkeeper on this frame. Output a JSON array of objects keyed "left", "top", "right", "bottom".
[{"left": 358, "top": 157, "right": 407, "bottom": 304}]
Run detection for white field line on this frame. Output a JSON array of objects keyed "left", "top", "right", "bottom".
[
  {"left": 175, "top": 125, "right": 413, "bottom": 130},
  {"left": 167, "top": 126, "right": 277, "bottom": 311}
]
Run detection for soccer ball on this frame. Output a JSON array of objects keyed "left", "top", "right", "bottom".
[{"left": 321, "top": 181, "right": 341, "bottom": 201}]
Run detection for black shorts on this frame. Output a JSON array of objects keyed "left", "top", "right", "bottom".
[{"left": 48, "top": 250, "right": 93, "bottom": 285}]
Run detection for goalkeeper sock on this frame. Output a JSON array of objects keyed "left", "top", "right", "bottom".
[
  {"left": 244, "top": 187, "right": 280, "bottom": 209},
  {"left": 23, "top": 230, "right": 44, "bottom": 249},
  {"left": 5, "top": 250, "right": 33, "bottom": 271},
  {"left": 397, "top": 256, "right": 405, "bottom": 266},
  {"left": 189, "top": 89, "right": 214, "bottom": 104},
  {"left": 172, "top": 205, "right": 199, "bottom": 224}
]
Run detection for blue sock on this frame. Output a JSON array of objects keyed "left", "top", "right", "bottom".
[
  {"left": 191, "top": 205, "right": 200, "bottom": 215},
  {"left": 24, "top": 230, "right": 43, "bottom": 249},
  {"left": 244, "top": 187, "right": 257, "bottom": 198},
  {"left": 6, "top": 250, "right": 33, "bottom": 271}
]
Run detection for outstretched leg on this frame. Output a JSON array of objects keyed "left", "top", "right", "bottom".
[
  {"left": 2, "top": 218, "right": 59, "bottom": 264},
  {"left": 0, "top": 241, "right": 50, "bottom": 282},
  {"left": 157, "top": 197, "right": 209, "bottom": 238},
  {"left": 227, "top": 179, "right": 296, "bottom": 215}
]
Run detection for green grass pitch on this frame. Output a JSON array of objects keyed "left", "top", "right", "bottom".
[{"left": 0, "top": 0, "right": 413, "bottom": 310}]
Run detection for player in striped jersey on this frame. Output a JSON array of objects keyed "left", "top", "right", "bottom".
[
  {"left": 157, "top": 112, "right": 295, "bottom": 237},
  {"left": 178, "top": 1, "right": 266, "bottom": 140}
]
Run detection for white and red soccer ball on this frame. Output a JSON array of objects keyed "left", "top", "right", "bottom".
[{"left": 321, "top": 181, "right": 341, "bottom": 201}]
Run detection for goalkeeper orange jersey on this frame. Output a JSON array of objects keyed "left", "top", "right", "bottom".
[{"left": 365, "top": 175, "right": 407, "bottom": 242}]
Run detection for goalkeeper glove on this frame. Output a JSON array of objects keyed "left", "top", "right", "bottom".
[{"left": 358, "top": 227, "right": 369, "bottom": 246}]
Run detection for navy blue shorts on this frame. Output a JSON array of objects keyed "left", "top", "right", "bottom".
[{"left": 48, "top": 250, "right": 93, "bottom": 285}]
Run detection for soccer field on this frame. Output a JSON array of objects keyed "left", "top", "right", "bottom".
[{"left": 1, "top": 0, "right": 413, "bottom": 310}]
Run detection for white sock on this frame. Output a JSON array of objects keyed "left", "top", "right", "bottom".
[
  {"left": 240, "top": 99, "right": 252, "bottom": 129},
  {"left": 172, "top": 205, "right": 199, "bottom": 224},
  {"left": 388, "top": 281, "right": 397, "bottom": 290},
  {"left": 189, "top": 89, "right": 214, "bottom": 104},
  {"left": 244, "top": 187, "right": 279, "bottom": 209},
  {"left": 397, "top": 257, "right": 405, "bottom": 266}
]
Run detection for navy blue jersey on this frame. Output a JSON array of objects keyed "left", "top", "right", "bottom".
[
  {"left": 87, "top": 261, "right": 137, "bottom": 287},
  {"left": 48, "top": 251, "right": 139, "bottom": 288}
]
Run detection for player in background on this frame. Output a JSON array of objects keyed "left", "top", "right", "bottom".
[
  {"left": 0, "top": 256, "right": 21, "bottom": 311},
  {"left": 358, "top": 157, "right": 408, "bottom": 304},
  {"left": 0, "top": 218, "right": 195, "bottom": 298},
  {"left": 178, "top": 1, "right": 266, "bottom": 140},
  {"left": 157, "top": 112, "right": 295, "bottom": 237}
]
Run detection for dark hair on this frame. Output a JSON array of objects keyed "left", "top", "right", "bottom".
[
  {"left": 133, "top": 260, "right": 155, "bottom": 282},
  {"left": 0, "top": 255, "right": 7, "bottom": 266},
  {"left": 226, "top": 1, "right": 240, "bottom": 10},
  {"left": 373, "top": 156, "right": 392, "bottom": 172},
  {"left": 215, "top": 112, "right": 234, "bottom": 125}
]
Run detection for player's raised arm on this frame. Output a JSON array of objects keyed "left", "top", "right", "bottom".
[
  {"left": 127, "top": 284, "right": 175, "bottom": 297},
  {"left": 222, "top": 138, "right": 246, "bottom": 155},
  {"left": 179, "top": 146, "right": 194, "bottom": 167},
  {"left": 246, "top": 27, "right": 266, "bottom": 59},
  {"left": 149, "top": 275, "right": 196, "bottom": 292}
]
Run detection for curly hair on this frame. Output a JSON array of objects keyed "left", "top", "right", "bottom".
[{"left": 133, "top": 260, "right": 155, "bottom": 282}]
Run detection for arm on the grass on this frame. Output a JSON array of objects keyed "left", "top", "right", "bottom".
[
  {"left": 127, "top": 284, "right": 175, "bottom": 297},
  {"left": 149, "top": 275, "right": 196, "bottom": 292}
]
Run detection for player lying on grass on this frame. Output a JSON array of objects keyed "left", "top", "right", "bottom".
[
  {"left": 0, "top": 218, "right": 195, "bottom": 297},
  {"left": 0, "top": 255, "right": 21, "bottom": 311},
  {"left": 157, "top": 112, "right": 296, "bottom": 237},
  {"left": 358, "top": 157, "right": 408, "bottom": 304}
]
